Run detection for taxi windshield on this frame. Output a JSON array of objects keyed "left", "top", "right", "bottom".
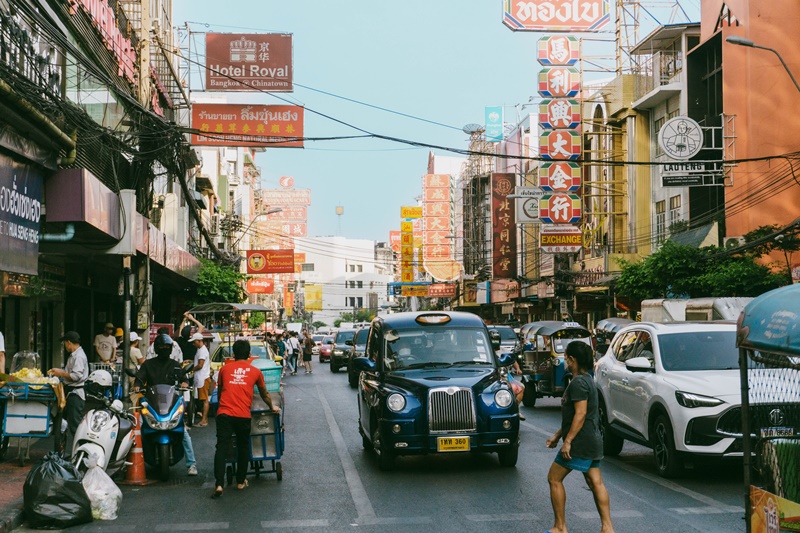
[{"left": 384, "top": 327, "right": 494, "bottom": 370}]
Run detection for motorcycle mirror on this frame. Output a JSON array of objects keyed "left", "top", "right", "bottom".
[{"left": 111, "top": 399, "right": 124, "bottom": 412}]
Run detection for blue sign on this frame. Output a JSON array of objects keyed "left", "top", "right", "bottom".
[
  {"left": 485, "top": 106, "right": 504, "bottom": 143},
  {"left": 0, "top": 153, "right": 43, "bottom": 275}
]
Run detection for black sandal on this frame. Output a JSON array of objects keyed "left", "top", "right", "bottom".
[{"left": 211, "top": 486, "right": 223, "bottom": 499}]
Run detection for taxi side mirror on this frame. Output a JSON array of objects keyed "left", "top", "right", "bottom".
[{"left": 352, "top": 357, "right": 375, "bottom": 372}]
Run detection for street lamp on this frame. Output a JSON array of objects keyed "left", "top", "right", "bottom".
[
  {"left": 726, "top": 36, "right": 800, "bottom": 93},
  {"left": 230, "top": 207, "right": 283, "bottom": 249}
]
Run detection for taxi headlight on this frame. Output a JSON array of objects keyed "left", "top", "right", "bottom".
[
  {"left": 387, "top": 393, "right": 406, "bottom": 412},
  {"left": 495, "top": 389, "right": 513, "bottom": 408}
]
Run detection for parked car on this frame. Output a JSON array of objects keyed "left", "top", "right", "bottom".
[
  {"left": 347, "top": 326, "right": 371, "bottom": 388},
  {"left": 209, "top": 339, "right": 275, "bottom": 375},
  {"left": 330, "top": 329, "right": 356, "bottom": 373},
  {"left": 318, "top": 335, "right": 334, "bottom": 363},
  {"left": 486, "top": 325, "right": 522, "bottom": 356},
  {"left": 595, "top": 321, "right": 742, "bottom": 477},
  {"left": 352, "top": 311, "right": 520, "bottom": 470},
  {"left": 312, "top": 334, "right": 325, "bottom": 355}
]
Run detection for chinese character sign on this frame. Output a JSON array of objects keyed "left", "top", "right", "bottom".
[
  {"left": 491, "top": 173, "right": 517, "bottom": 279},
  {"left": 540, "top": 162, "right": 581, "bottom": 192},
  {"left": 205, "top": 33, "right": 293, "bottom": 91},
  {"left": 539, "top": 99, "right": 581, "bottom": 129},
  {"left": 191, "top": 103, "right": 304, "bottom": 147},
  {"left": 540, "top": 130, "right": 581, "bottom": 160},
  {"left": 539, "top": 193, "right": 582, "bottom": 224},
  {"left": 538, "top": 67, "right": 580, "bottom": 97},
  {"left": 537, "top": 35, "right": 580, "bottom": 66}
]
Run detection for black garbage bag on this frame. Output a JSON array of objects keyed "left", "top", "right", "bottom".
[{"left": 23, "top": 451, "right": 93, "bottom": 529}]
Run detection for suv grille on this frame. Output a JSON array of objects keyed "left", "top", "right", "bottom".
[
  {"left": 717, "top": 403, "right": 800, "bottom": 437},
  {"left": 428, "top": 387, "right": 476, "bottom": 434}
]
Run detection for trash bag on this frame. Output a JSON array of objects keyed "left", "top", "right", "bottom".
[
  {"left": 23, "top": 451, "right": 92, "bottom": 529},
  {"left": 81, "top": 454, "right": 122, "bottom": 520}
]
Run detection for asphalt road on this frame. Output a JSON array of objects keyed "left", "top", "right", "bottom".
[{"left": 17, "top": 363, "right": 746, "bottom": 532}]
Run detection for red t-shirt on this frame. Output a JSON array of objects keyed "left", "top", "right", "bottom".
[{"left": 217, "top": 360, "right": 265, "bottom": 419}]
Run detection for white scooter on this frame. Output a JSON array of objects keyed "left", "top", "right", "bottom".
[{"left": 71, "top": 370, "right": 136, "bottom": 477}]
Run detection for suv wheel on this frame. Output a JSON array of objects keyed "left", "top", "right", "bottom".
[
  {"left": 330, "top": 362, "right": 339, "bottom": 373},
  {"left": 652, "top": 414, "right": 683, "bottom": 478},
  {"left": 599, "top": 400, "right": 624, "bottom": 456}
]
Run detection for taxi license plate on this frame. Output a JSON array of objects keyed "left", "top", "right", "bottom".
[{"left": 437, "top": 436, "right": 469, "bottom": 452}]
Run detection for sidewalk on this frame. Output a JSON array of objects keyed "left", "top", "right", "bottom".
[{"left": 0, "top": 437, "right": 53, "bottom": 533}]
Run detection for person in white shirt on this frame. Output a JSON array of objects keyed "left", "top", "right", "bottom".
[
  {"left": 0, "top": 330, "right": 5, "bottom": 374},
  {"left": 145, "top": 326, "right": 183, "bottom": 362},
  {"left": 190, "top": 333, "right": 211, "bottom": 427},
  {"left": 93, "top": 322, "right": 116, "bottom": 362}
]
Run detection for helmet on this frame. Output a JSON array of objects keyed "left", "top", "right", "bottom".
[
  {"left": 86, "top": 369, "right": 113, "bottom": 399},
  {"left": 154, "top": 333, "right": 173, "bottom": 358}
]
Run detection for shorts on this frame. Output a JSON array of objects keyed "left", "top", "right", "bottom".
[
  {"left": 196, "top": 377, "right": 212, "bottom": 401},
  {"left": 554, "top": 450, "right": 601, "bottom": 473}
]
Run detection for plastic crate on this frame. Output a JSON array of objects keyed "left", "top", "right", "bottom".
[{"left": 260, "top": 367, "right": 282, "bottom": 393}]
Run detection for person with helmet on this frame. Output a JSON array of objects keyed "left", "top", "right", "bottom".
[{"left": 134, "top": 334, "right": 199, "bottom": 476}]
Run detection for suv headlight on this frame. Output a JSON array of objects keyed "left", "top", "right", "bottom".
[
  {"left": 495, "top": 389, "right": 513, "bottom": 408},
  {"left": 387, "top": 393, "right": 406, "bottom": 412},
  {"left": 675, "top": 391, "right": 725, "bottom": 408},
  {"left": 333, "top": 349, "right": 344, "bottom": 355}
]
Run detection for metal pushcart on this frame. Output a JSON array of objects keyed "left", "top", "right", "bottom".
[
  {"left": 0, "top": 382, "right": 58, "bottom": 465},
  {"left": 225, "top": 364, "right": 284, "bottom": 483}
]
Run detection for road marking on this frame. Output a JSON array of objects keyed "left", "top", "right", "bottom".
[
  {"left": 260, "top": 520, "right": 330, "bottom": 528},
  {"left": 155, "top": 523, "right": 229, "bottom": 531},
  {"left": 573, "top": 510, "right": 643, "bottom": 519},
  {"left": 315, "top": 382, "right": 376, "bottom": 520},
  {"left": 670, "top": 506, "right": 742, "bottom": 515},
  {"left": 358, "top": 517, "right": 433, "bottom": 525},
  {"left": 466, "top": 513, "right": 538, "bottom": 522}
]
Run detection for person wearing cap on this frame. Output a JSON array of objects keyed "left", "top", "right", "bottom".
[
  {"left": 94, "top": 322, "right": 116, "bottom": 363},
  {"left": 127, "top": 332, "right": 145, "bottom": 392},
  {"left": 190, "top": 331, "right": 212, "bottom": 427},
  {"left": 48, "top": 331, "right": 89, "bottom": 453}
]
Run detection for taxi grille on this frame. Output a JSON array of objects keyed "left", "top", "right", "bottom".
[{"left": 428, "top": 387, "right": 476, "bottom": 434}]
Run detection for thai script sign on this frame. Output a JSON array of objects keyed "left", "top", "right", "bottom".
[
  {"left": 540, "top": 225, "right": 583, "bottom": 253},
  {"left": 69, "top": 0, "right": 137, "bottom": 84},
  {"left": 261, "top": 189, "right": 311, "bottom": 206},
  {"left": 503, "top": 0, "right": 611, "bottom": 32},
  {"left": 400, "top": 206, "right": 423, "bottom": 219},
  {"left": 0, "top": 154, "right": 42, "bottom": 275},
  {"left": 491, "top": 173, "right": 517, "bottom": 279},
  {"left": 513, "top": 187, "right": 545, "bottom": 224},
  {"left": 205, "top": 33, "right": 293, "bottom": 91},
  {"left": 537, "top": 35, "right": 580, "bottom": 66},
  {"left": 191, "top": 103, "right": 304, "bottom": 147},
  {"left": 246, "top": 278, "right": 275, "bottom": 294},
  {"left": 246, "top": 249, "right": 294, "bottom": 274}
]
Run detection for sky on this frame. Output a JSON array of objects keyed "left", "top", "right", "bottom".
[{"left": 173, "top": 0, "right": 699, "bottom": 244}]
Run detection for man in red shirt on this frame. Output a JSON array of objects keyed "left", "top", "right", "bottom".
[{"left": 212, "top": 339, "right": 280, "bottom": 498}]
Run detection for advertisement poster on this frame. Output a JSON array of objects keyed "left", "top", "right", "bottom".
[
  {"left": 246, "top": 249, "right": 295, "bottom": 274},
  {"left": 191, "top": 103, "right": 304, "bottom": 148},
  {"left": 205, "top": 33, "right": 293, "bottom": 91},
  {"left": 750, "top": 486, "right": 800, "bottom": 532}
]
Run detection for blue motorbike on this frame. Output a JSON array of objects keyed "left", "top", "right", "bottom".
[{"left": 139, "top": 382, "right": 186, "bottom": 481}]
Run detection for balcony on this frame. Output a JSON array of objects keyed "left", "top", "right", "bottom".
[{"left": 632, "top": 50, "right": 683, "bottom": 109}]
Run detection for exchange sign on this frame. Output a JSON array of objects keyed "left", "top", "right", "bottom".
[
  {"left": 539, "top": 193, "right": 582, "bottom": 224},
  {"left": 540, "top": 226, "right": 583, "bottom": 253}
]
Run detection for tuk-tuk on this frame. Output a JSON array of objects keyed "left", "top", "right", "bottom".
[
  {"left": 735, "top": 284, "right": 800, "bottom": 526},
  {"left": 593, "top": 318, "right": 634, "bottom": 359},
  {"left": 518, "top": 321, "right": 593, "bottom": 407}
]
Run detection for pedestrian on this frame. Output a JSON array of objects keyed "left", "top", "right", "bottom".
[
  {"left": 128, "top": 332, "right": 144, "bottom": 391},
  {"left": 545, "top": 341, "right": 614, "bottom": 533},
  {"left": 288, "top": 332, "right": 301, "bottom": 375},
  {"left": 212, "top": 339, "right": 280, "bottom": 498},
  {"left": 48, "top": 331, "right": 89, "bottom": 455},
  {"left": 301, "top": 330, "right": 314, "bottom": 374},
  {"left": 0, "top": 328, "right": 5, "bottom": 374},
  {"left": 190, "top": 332, "right": 211, "bottom": 427},
  {"left": 276, "top": 333, "right": 286, "bottom": 372},
  {"left": 284, "top": 332, "right": 296, "bottom": 375},
  {"left": 93, "top": 322, "right": 116, "bottom": 362},
  {"left": 508, "top": 360, "right": 525, "bottom": 421},
  {"left": 179, "top": 312, "right": 204, "bottom": 361}
]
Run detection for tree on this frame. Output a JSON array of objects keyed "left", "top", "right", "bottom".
[
  {"left": 312, "top": 321, "right": 327, "bottom": 330},
  {"left": 190, "top": 259, "right": 248, "bottom": 306}
]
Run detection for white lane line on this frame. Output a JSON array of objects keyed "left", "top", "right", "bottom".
[
  {"left": 466, "top": 513, "right": 538, "bottom": 522},
  {"left": 155, "top": 523, "right": 229, "bottom": 531},
  {"left": 315, "top": 382, "right": 376, "bottom": 520},
  {"left": 670, "top": 506, "right": 742, "bottom": 515},
  {"left": 260, "top": 520, "right": 330, "bottom": 528},
  {"left": 358, "top": 517, "right": 433, "bottom": 525},
  {"left": 523, "top": 419, "right": 742, "bottom": 513},
  {"left": 573, "top": 510, "right": 644, "bottom": 519}
]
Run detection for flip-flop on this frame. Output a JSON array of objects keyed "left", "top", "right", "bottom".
[
  {"left": 211, "top": 487, "right": 223, "bottom": 499},
  {"left": 237, "top": 479, "right": 249, "bottom": 490},
  {"left": 196, "top": 422, "right": 208, "bottom": 427}
]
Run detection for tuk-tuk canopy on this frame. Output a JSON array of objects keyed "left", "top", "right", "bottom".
[
  {"left": 526, "top": 321, "right": 591, "bottom": 337},
  {"left": 595, "top": 318, "right": 634, "bottom": 335},
  {"left": 187, "top": 303, "right": 271, "bottom": 314},
  {"left": 736, "top": 284, "right": 800, "bottom": 357}
]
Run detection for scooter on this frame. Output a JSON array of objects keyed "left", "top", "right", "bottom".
[{"left": 71, "top": 394, "right": 136, "bottom": 477}]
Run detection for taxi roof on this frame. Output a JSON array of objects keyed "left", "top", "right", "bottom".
[{"left": 379, "top": 311, "right": 486, "bottom": 330}]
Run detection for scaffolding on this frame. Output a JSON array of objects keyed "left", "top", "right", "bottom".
[{"left": 459, "top": 128, "right": 495, "bottom": 278}]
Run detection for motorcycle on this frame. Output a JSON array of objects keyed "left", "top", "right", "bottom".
[{"left": 71, "top": 393, "right": 136, "bottom": 478}]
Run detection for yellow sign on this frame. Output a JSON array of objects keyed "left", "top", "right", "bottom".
[
  {"left": 402, "top": 285, "right": 428, "bottom": 297},
  {"left": 750, "top": 486, "right": 800, "bottom": 533},
  {"left": 304, "top": 283, "right": 322, "bottom": 311},
  {"left": 401, "top": 206, "right": 423, "bottom": 219},
  {"left": 400, "top": 221, "right": 413, "bottom": 232}
]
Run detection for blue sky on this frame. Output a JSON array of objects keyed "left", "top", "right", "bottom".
[{"left": 174, "top": 1, "right": 696, "bottom": 243}]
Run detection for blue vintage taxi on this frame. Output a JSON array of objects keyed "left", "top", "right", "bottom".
[{"left": 352, "top": 311, "right": 520, "bottom": 470}]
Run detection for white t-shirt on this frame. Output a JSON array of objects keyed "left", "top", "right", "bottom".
[
  {"left": 94, "top": 334, "right": 116, "bottom": 362},
  {"left": 193, "top": 345, "right": 210, "bottom": 387},
  {"left": 0, "top": 331, "right": 5, "bottom": 352}
]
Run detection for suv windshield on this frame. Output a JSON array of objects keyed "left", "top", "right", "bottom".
[
  {"left": 336, "top": 331, "right": 355, "bottom": 343},
  {"left": 490, "top": 326, "right": 518, "bottom": 341},
  {"left": 384, "top": 327, "right": 494, "bottom": 370},
  {"left": 658, "top": 331, "right": 738, "bottom": 371},
  {"left": 355, "top": 329, "right": 369, "bottom": 344}
]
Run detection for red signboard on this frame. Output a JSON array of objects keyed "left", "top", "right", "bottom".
[
  {"left": 268, "top": 206, "right": 307, "bottom": 221},
  {"left": 539, "top": 194, "right": 582, "bottom": 225},
  {"left": 279, "top": 176, "right": 294, "bottom": 188},
  {"left": 540, "top": 162, "right": 582, "bottom": 192},
  {"left": 538, "top": 67, "right": 580, "bottom": 98},
  {"left": 491, "top": 173, "right": 517, "bottom": 279},
  {"left": 539, "top": 99, "right": 581, "bottom": 129},
  {"left": 191, "top": 103, "right": 304, "bottom": 148},
  {"left": 205, "top": 33, "right": 293, "bottom": 92},
  {"left": 537, "top": 36, "right": 580, "bottom": 66},
  {"left": 503, "top": 0, "right": 611, "bottom": 32},
  {"left": 246, "top": 249, "right": 295, "bottom": 274},
  {"left": 428, "top": 284, "right": 457, "bottom": 298},
  {"left": 389, "top": 230, "right": 401, "bottom": 252},
  {"left": 540, "top": 130, "right": 582, "bottom": 160},
  {"left": 246, "top": 278, "right": 275, "bottom": 294}
]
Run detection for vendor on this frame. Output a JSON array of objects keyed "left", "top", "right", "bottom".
[{"left": 48, "top": 331, "right": 89, "bottom": 450}]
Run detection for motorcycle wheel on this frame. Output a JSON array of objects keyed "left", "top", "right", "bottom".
[{"left": 158, "top": 443, "right": 170, "bottom": 482}]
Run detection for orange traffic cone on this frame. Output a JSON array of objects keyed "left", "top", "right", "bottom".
[{"left": 121, "top": 411, "right": 155, "bottom": 485}]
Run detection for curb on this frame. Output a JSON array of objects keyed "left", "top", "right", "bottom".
[{"left": 0, "top": 504, "right": 23, "bottom": 533}]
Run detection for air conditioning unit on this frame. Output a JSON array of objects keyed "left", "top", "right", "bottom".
[
  {"left": 724, "top": 236, "right": 746, "bottom": 249},
  {"left": 209, "top": 214, "right": 220, "bottom": 235}
]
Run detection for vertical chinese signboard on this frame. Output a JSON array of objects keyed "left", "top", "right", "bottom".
[
  {"left": 491, "top": 173, "right": 517, "bottom": 279},
  {"left": 400, "top": 219, "right": 414, "bottom": 283},
  {"left": 422, "top": 174, "right": 460, "bottom": 282}
]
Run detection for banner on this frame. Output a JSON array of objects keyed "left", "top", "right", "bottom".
[
  {"left": 205, "top": 33, "right": 293, "bottom": 91},
  {"left": 485, "top": 106, "right": 504, "bottom": 142},
  {"left": 246, "top": 249, "right": 294, "bottom": 274},
  {"left": 191, "top": 103, "right": 304, "bottom": 147},
  {"left": 491, "top": 173, "right": 517, "bottom": 279},
  {"left": 305, "top": 283, "right": 322, "bottom": 311},
  {"left": 246, "top": 278, "right": 275, "bottom": 294}
]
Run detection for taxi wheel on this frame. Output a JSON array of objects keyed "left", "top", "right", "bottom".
[
  {"left": 372, "top": 427, "right": 395, "bottom": 471},
  {"left": 497, "top": 445, "right": 519, "bottom": 467},
  {"left": 361, "top": 432, "right": 372, "bottom": 450}
]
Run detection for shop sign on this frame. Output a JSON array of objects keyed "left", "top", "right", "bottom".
[
  {"left": 246, "top": 249, "right": 294, "bottom": 274},
  {"left": 402, "top": 284, "right": 429, "bottom": 297},
  {"left": 400, "top": 206, "right": 422, "bottom": 219},
  {"left": 540, "top": 130, "right": 582, "bottom": 160},
  {"left": 539, "top": 99, "right": 581, "bottom": 129},
  {"left": 304, "top": 284, "right": 322, "bottom": 311},
  {"left": 537, "top": 36, "right": 580, "bottom": 66},
  {"left": 261, "top": 188, "right": 311, "bottom": 206},
  {"left": 0, "top": 154, "right": 43, "bottom": 275},
  {"left": 503, "top": 0, "right": 611, "bottom": 32},
  {"left": 491, "top": 173, "right": 517, "bottom": 279},
  {"left": 660, "top": 161, "right": 707, "bottom": 187},
  {"left": 657, "top": 116, "right": 703, "bottom": 159},
  {"left": 540, "top": 225, "right": 583, "bottom": 253},
  {"left": 246, "top": 278, "right": 275, "bottom": 294},
  {"left": 540, "top": 162, "right": 582, "bottom": 191},
  {"left": 428, "top": 284, "right": 457, "bottom": 298},
  {"left": 538, "top": 67, "right": 580, "bottom": 97},
  {"left": 0, "top": 8, "right": 63, "bottom": 97},
  {"left": 205, "top": 33, "right": 293, "bottom": 92},
  {"left": 539, "top": 194, "right": 582, "bottom": 224},
  {"left": 462, "top": 280, "right": 479, "bottom": 306},
  {"left": 69, "top": 0, "right": 137, "bottom": 84},
  {"left": 191, "top": 103, "right": 304, "bottom": 148}
]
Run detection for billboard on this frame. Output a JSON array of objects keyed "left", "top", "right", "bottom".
[
  {"left": 0, "top": 154, "right": 42, "bottom": 275},
  {"left": 503, "top": 0, "right": 611, "bottom": 32},
  {"left": 246, "top": 249, "right": 294, "bottom": 274},
  {"left": 205, "top": 33, "right": 293, "bottom": 92},
  {"left": 491, "top": 173, "right": 517, "bottom": 279},
  {"left": 260, "top": 189, "right": 311, "bottom": 206},
  {"left": 485, "top": 106, "right": 503, "bottom": 142},
  {"left": 191, "top": 103, "right": 304, "bottom": 148},
  {"left": 305, "top": 283, "right": 322, "bottom": 311},
  {"left": 246, "top": 278, "right": 275, "bottom": 294}
]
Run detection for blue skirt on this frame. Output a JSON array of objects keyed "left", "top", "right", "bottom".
[{"left": 554, "top": 450, "right": 601, "bottom": 473}]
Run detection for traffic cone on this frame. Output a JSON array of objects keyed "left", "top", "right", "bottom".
[{"left": 121, "top": 411, "right": 155, "bottom": 485}]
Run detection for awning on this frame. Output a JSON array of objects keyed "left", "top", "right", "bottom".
[
  {"left": 190, "top": 189, "right": 207, "bottom": 210},
  {"left": 668, "top": 222, "right": 719, "bottom": 248}
]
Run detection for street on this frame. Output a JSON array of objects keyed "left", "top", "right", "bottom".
[{"left": 18, "top": 364, "right": 745, "bottom": 532}]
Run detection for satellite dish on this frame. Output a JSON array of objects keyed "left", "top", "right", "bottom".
[{"left": 462, "top": 123, "right": 484, "bottom": 134}]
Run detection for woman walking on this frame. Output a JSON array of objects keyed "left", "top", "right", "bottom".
[{"left": 545, "top": 341, "right": 614, "bottom": 533}]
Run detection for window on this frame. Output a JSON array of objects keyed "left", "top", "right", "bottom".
[
  {"left": 669, "top": 195, "right": 682, "bottom": 227},
  {"left": 301, "top": 263, "right": 314, "bottom": 272},
  {"left": 655, "top": 200, "right": 666, "bottom": 243},
  {"left": 357, "top": 297, "right": 363, "bottom": 308},
  {"left": 654, "top": 116, "right": 665, "bottom": 156},
  {"left": 611, "top": 331, "right": 639, "bottom": 363},
  {"left": 357, "top": 281, "right": 363, "bottom": 289},
  {"left": 357, "top": 265, "right": 363, "bottom": 272}
]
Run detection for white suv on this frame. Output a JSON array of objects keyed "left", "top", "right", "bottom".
[{"left": 594, "top": 322, "right": 741, "bottom": 477}]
